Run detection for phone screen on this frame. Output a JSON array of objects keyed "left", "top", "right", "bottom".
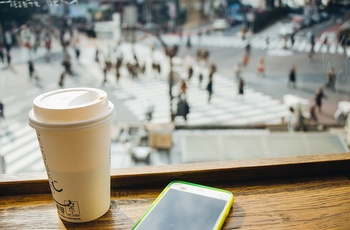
[{"left": 133, "top": 181, "right": 233, "bottom": 230}]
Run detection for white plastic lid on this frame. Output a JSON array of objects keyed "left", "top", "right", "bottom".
[{"left": 30, "top": 88, "right": 111, "bottom": 123}]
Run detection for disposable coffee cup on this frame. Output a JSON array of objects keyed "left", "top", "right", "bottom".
[{"left": 28, "top": 88, "right": 115, "bottom": 223}]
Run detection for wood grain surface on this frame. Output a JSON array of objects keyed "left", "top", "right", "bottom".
[{"left": 1, "top": 153, "right": 350, "bottom": 229}]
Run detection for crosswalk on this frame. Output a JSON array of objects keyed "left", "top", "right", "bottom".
[
  {"left": 111, "top": 64, "right": 290, "bottom": 126},
  {"left": 142, "top": 34, "right": 349, "bottom": 56},
  {"left": 0, "top": 121, "right": 43, "bottom": 174}
]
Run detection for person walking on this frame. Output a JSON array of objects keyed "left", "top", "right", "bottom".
[
  {"left": 206, "top": 72, "right": 214, "bottom": 103},
  {"left": 28, "top": 60, "right": 42, "bottom": 88},
  {"left": 186, "top": 36, "right": 192, "bottom": 49},
  {"left": 0, "top": 100, "right": 5, "bottom": 129},
  {"left": 0, "top": 101, "right": 4, "bottom": 119},
  {"left": 233, "top": 62, "right": 243, "bottom": 80},
  {"left": 242, "top": 53, "right": 250, "bottom": 67},
  {"left": 28, "top": 60, "right": 35, "bottom": 80},
  {"left": 326, "top": 67, "right": 336, "bottom": 91},
  {"left": 44, "top": 31, "right": 52, "bottom": 62},
  {"left": 4, "top": 29, "right": 13, "bottom": 54},
  {"left": 309, "top": 104, "right": 318, "bottom": 124},
  {"left": 244, "top": 42, "right": 251, "bottom": 56},
  {"left": 288, "top": 65, "right": 296, "bottom": 88},
  {"left": 310, "top": 32, "right": 315, "bottom": 53},
  {"left": 103, "top": 59, "right": 112, "bottom": 84},
  {"left": 74, "top": 45, "right": 81, "bottom": 63},
  {"left": 188, "top": 65, "right": 194, "bottom": 81},
  {"left": 290, "top": 33, "right": 295, "bottom": 48},
  {"left": 265, "top": 36, "right": 270, "bottom": 49},
  {"left": 295, "top": 107, "right": 307, "bottom": 132},
  {"left": 238, "top": 77, "right": 245, "bottom": 100},
  {"left": 115, "top": 56, "right": 123, "bottom": 85},
  {"left": 6, "top": 52, "right": 13, "bottom": 70},
  {"left": 59, "top": 54, "right": 72, "bottom": 88},
  {"left": 198, "top": 72, "right": 203, "bottom": 88},
  {"left": 256, "top": 58, "right": 265, "bottom": 77},
  {"left": 314, "top": 87, "right": 327, "bottom": 113},
  {"left": 179, "top": 79, "right": 187, "bottom": 94},
  {"left": 0, "top": 45, "right": 4, "bottom": 64},
  {"left": 176, "top": 94, "right": 190, "bottom": 122},
  {"left": 95, "top": 48, "right": 100, "bottom": 63}
]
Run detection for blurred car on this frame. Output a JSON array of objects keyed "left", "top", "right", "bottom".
[
  {"left": 212, "top": 19, "right": 229, "bottom": 31},
  {"left": 228, "top": 13, "right": 245, "bottom": 25}
]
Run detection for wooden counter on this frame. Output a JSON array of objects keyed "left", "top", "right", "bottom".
[{"left": 1, "top": 153, "right": 350, "bottom": 229}]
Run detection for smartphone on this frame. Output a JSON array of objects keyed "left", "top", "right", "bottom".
[{"left": 132, "top": 181, "right": 234, "bottom": 230}]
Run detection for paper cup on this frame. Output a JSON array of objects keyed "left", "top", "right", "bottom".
[{"left": 28, "top": 88, "right": 115, "bottom": 223}]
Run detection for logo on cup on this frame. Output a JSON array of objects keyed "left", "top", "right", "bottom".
[{"left": 65, "top": 200, "right": 81, "bottom": 217}]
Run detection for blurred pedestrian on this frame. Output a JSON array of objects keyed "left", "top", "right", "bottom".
[
  {"left": 176, "top": 94, "right": 190, "bottom": 122},
  {"left": 28, "top": 60, "right": 42, "bottom": 88},
  {"left": 188, "top": 65, "right": 194, "bottom": 80},
  {"left": 233, "top": 62, "right": 242, "bottom": 80},
  {"left": 310, "top": 32, "right": 315, "bottom": 53},
  {"left": 287, "top": 106, "right": 296, "bottom": 132},
  {"left": 290, "top": 33, "right": 295, "bottom": 48},
  {"left": 4, "top": 29, "right": 13, "bottom": 53},
  {"left": 186, "top": 36, "right": 192, "bottom": 49},
  {"left": 6, "top": 52, "right": 13, "bottom": 71},
  {"left": 295, "top": 107, "right": 307, "bottom": 132},
  {"left": 198, "top": 72, "right": 203, "bottom": 88},
  {"left": 288, "top": 65, "right": 296, "bottom": 88},
  {"left": 244, "top": 42, "right": 251, "bottom": 56},
  {"left": 44, "top": 31, "right": 52, "bottom": 62},
  {"left": 209, "top": 63, "right": 217, "bottom": 75},
  {"left": 0, "top": 101, "right": 4, "bottom": 119},
  {"left": 206, "top": 73, "right": 213, "bottom": 103},
  {"left": 0, "top": 45, "right": 4, "bottom": 64},
  {"left": 241, "top": 26, "right": 248, "bottom": 40},
  {"left": 265, "top": 36, "right": 270, "bottom": 49},
  {"left": 322, "top": 36, "right": 328, "bottom": 51},
  {"left": 197, "top": 31, "right": 202, "bottom": 41},
  {"left": 115, "top": 57, "right": 123, "bottom": 84},
  {"left": 62, "top": 54, "right": 72, "bottom": 75},
  {"left": 309, "top": 104, "right": 318, "bottom": 124},
  {"left": 283, "top": 34, "right": 288, "bottom": 49},
  {"left": 179, "top": 79, "right": 187, "bottom": 94},
  {"left": 242, "top": 53, "right": 250, "bottom": 67},
  {"left": 256, "top": 58, "right": 265, "bottom": 77},
  {"left": 74, "top": 45, "right": 81, "bottom": 63},
  {"left": 308, "top": 50, "right": 314, "bottom": 61},
  {"left": 28, "top": 60, "right": 35, "bottom": 80},
  {"left": 314, "top": 87, "right": 327, "bottom": 113},
  {"left": 103, "top": 59, "right": 113, "bottom": 84},
  {"left": 59, "top": 55, "right": 72, "bottom": 87},
  {"left": 95, "top": 48, "right": 100, "bottom": 63},
  {"left": 326, "top": 67, "right": 336, "bottom": 91},
  {"left": 238, "top": 77, "right": 244, "bottom": 100}
]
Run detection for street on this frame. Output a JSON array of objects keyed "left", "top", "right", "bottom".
[{"left": 0, "top": 19, "right": 349, "bottom": 174}]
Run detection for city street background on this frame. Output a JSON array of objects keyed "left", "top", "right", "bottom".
[{"left": 1, "top": 1, "right": 350, "bottom": 174}]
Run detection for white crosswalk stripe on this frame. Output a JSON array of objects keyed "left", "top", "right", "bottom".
[
  {"left": 144, "top": 34, "right": 349, "bottom": 56},
  {"left": 0, "top": 121, "right": 44, "bottom": 174}
]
